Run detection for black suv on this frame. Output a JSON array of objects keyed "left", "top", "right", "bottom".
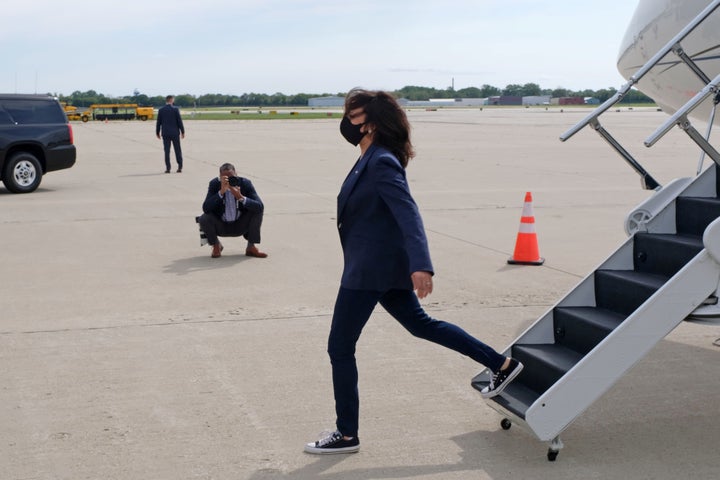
[{"left": 0, "top": 94, "right": 76, "bottom": 193}]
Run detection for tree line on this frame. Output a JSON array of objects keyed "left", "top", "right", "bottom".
[{"left": 56, "top": 83, "right": 652, "bottom": 109}]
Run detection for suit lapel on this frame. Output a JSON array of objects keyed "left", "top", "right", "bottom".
[{"left": 337, "top": 144, "right": 377, "bottom": 220}]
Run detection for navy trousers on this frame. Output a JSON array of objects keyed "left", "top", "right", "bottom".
[
  {"left": 197, "top": 211, "right": 263, "bottom": 246},
  {"left": 328, "top": 287, "right": 506, "bottom": 437},
  {"left": 162, "top": 135, "right": 183, "bottom": 170}
]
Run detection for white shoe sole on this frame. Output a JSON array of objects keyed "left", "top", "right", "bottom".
[
  {"left": 304, "top": 443, "right": 360, "bottom": 454},
  {"left": 480, "top": 362, "right": 524, "bottom": 399}
]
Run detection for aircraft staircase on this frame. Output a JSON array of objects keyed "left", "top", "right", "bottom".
[{"left": 471, "top": 0, "right": 720, "bottom": 461}]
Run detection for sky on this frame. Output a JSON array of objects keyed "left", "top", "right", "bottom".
[{"left": 1, "top": 0, "right": 639, "bottom": 98}]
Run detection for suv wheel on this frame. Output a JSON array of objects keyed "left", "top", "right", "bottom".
[{"left": 3, "top": 152, "right": 42, "bottom": 193}]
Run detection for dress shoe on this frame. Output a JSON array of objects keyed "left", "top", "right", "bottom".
[
  {"left": 164, "top": 170, "right": 170, "bottom": 174},
  {"left": 245, "top": 246, "right": 267, "bottom": 258},
  {"left": 177, "top": 168, "right": 182, "bottom": 173},
  {"left": 211, "top": 243, "right": 224, "bottom": 258}
]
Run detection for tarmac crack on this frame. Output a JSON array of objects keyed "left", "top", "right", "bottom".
[
  {"left": 425, "top": 227, "right": 585, "bottom": 279},
  {"left": 0, "top": 299, "right": 556, "bottom": 336}
]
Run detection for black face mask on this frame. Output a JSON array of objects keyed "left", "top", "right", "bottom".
[{"left": 340, "top": 116, "right": 366, "bottom": 146}]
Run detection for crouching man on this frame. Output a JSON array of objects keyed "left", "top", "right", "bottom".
[{"left": 198, "top": 163, "right": 267, "bottom": 259}]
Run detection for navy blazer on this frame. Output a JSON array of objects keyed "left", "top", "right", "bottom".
[
  {"left": 337, "top": 144, "right": 433, "bottom": 291},
  {"left": 202, "top": 176, "right": 264, "bottom": 219},
  {"left": 155, "top": 104, "right": 185, "bottom": 137}
]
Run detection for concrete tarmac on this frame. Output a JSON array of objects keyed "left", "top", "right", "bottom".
[{"left": 1, "top": 108, "right": 718, "bottom": 479}]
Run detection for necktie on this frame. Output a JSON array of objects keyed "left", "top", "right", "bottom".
[{"left": 223, "top": 190, "right": 237, "bottom": 222}]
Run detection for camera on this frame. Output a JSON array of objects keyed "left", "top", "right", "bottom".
[{"left": 228, "top": 176, "right": 241, "bottom": 187}]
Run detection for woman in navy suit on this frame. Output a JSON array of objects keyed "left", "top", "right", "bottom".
[{"left": 305, "top": 89, "right": 524, "bottom": 454}]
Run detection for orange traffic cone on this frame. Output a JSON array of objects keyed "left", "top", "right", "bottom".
[{"left": 507, "top": 192, "right": 544, "bottom": 265}]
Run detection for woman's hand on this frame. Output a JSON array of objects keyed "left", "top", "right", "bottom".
[{"left": 411, "top": 271, "right": 433, "bottom": 299}]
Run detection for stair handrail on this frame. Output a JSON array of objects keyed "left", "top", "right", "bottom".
[
  {"left": 560, "top": 0, "right": 720, "bottom": 142},
  {"left": 645, "top": 73, "right": 720, "bottom": 146},
  {"left": 559, "top": 85, "right": 630, "bottom": 142},
  {"left": 644, "top": 73, "right": 720, "bottom": 167}
]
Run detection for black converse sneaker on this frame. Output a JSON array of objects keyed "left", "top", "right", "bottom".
[
  {"left": 304, "top": 430, "right": 360, "bottom": 454},
  {"left": 481, "top": 358, "right": 524, "bottom": 399}
]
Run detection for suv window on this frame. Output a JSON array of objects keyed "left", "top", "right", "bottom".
[
  {"left": 0, "top": 108, "right": 14, "bottom": 125},
  {"left": 0, "top": 99, "right": 67, "bottom": 124}
]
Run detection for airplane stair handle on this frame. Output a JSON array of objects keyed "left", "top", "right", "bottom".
[
  {"left": 645, "top": 73, "right": 720, "bottom": 148},
  {"left": 560, "top": 89, "right": 626, "bottom": 141},
  {"left": 644, "top": 76, "right": 720, "bottom": 169}
]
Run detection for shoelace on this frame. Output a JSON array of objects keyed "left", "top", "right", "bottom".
[
  {"left": 488, "top": 368, "right": 509, "bottom": 390},
  {"left": 316, "top": 431, "right": 343, "bottom": 447}
]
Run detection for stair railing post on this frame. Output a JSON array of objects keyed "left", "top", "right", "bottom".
[
  {"left": 678, "top": 116, "right": 720, "bottom": 167},
  {"left": 646, "top": 73, "right": 720, "bottom": 154},
  {"left": 696, "top": 92, "right": 720, "bottom": 174},
  {"left": 671, "top": 43, "right": 713, "bottom": 85},
  {"left": 590, "top": 119, "right": 661, "bottom": 190}
]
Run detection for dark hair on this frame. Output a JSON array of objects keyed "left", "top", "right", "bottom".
[
  {"left": 166, "top": 95, "right": 174, "bottom": 101},
  {"left": 219, "top": 162, "right": 235, "bottom": 172},
  {"left": 344, "top": 88, "right": 415, "bottom": 168}
]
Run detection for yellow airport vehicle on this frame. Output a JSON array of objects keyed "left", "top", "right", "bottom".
[
  {"left": 135, "top": 106, "right": 154, "bottom": 121},
  {"left": 61, "top": 103, "right": 82, "bottom": 121},
  {"left": 79, "top": 104, "right": 155, "bottom": 122}
]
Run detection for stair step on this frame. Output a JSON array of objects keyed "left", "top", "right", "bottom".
[
  {"left": 471, "top": 377, "right": 540, "bottom": 420},
  {"left": 594, "top": 270, "right": 668, "bottom": 316},
  {"left": 633, "top": 233, "right": 703, "bottom": 277},
  {"left": 676, "top": 196, "right": 720, "bottom": 235},
  {"left": 553, "top": 306, "right": 626, "bottom": 355},
  {"left": 512, "top": 344, "right": 584, "bottom": 396}
]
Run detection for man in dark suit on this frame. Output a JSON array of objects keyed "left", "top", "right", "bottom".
[
  {"left": 197, "top": 163, "right": 267, "bottom": 258},
  {"left": 155, "top": 95, "right": 185, "bottom": 173}
]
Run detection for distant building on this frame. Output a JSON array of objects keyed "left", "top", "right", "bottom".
[
  {"left": 452, "top": 98, "right": 487, "bottom": 107},
  {"left": 405, "top": 98, "right": 488, "bottom": 107},
  {"left": 584, "top": 97, "right": 600, "bottom": 104},
  {"left": 523, "top": 95, "right": 551, "bottom": 105},
  {"left": 553, "top": 97, "right": 585, "bottom": 105},
  {"left": 308, "top": 96, "right": 344, "bottom": 107},
  {"left": 488, "top": 96, "right": 522, "bottom": 106}
]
